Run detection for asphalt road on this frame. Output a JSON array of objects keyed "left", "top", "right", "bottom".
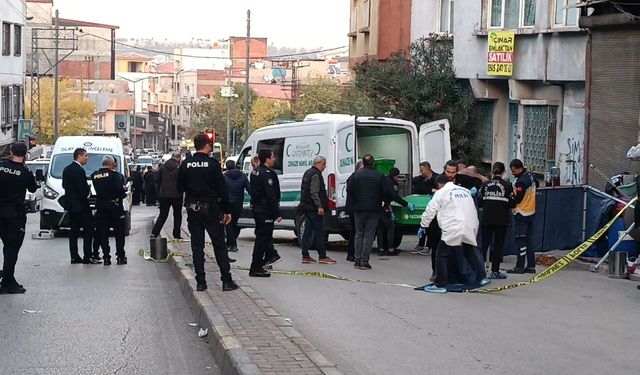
[
  {"left": 230, "top": 229, "right": 640, "bottom": 375},
  {"left": 0, "top": 206, "right": 219, "bottom": 375}
]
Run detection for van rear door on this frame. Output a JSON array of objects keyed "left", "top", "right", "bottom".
[
  {"left": 334, "top": 118, "right": 356, "bottom": 211},
  {"left": 418, "top": 119, "right": 452, "bottom": 174}
]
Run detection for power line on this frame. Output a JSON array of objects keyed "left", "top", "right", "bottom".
[
  {"left": 6, "top": 1, "right": 27, "bottom": 19},
  {"left": 78, "top": 31, "right": 347, "bottom": 60}
]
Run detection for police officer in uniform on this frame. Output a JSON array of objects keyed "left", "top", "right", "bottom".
[
  {"left": 177, "top": 134, "right": 238, "bottom": 292},
  {"left": 249, "top": 149, "right": 283, "bottom": 277},
  {"left": 91, "top": 155, "right": 127, "bottom": 266},
  {"left": 0, "top": 143, "right": 38, "bottom": 294}
]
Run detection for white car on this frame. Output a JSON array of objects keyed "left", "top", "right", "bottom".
[{"left": 24, "top": 159, "right": 50, "bottom": 213}]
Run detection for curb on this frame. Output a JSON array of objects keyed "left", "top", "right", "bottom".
[{"left": 164, "top": 235, "right": 343, "bottom": 375}]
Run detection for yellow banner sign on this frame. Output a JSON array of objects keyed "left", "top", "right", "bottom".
[{"left": 487, "top": 31, "right": 515, "bottom": 76}]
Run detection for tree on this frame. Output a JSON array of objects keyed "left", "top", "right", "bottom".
[
  {"left": 291, "top": 78, "right": 343, "bottom": 119},
  {"left": 188, "top": 84, "right": 255, "bottom": 145},
  {"left": 26, "top": 78, "right": 95, "bottom": 144},
  {"left": 353, "top": 34, "right": 479, "bottom": 161},
  {"left": 250, "top": 98, "right": 285, "bottom": 131}
]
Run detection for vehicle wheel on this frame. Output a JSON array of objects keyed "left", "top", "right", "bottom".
[
  {"left": 393, "top": 227, "right": 403, "bottom": 249},
  {"left": 124, "top": 211, "right": 132, "bottom": 236}
]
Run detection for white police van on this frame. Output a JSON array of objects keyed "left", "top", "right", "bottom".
[
  {"left": 40, "top": 136, "right": 133, "bottom": 235},
  {"left": 235, "top": 115, "right": 451, "bottom": 240}
]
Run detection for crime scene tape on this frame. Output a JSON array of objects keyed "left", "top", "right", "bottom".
[
  {"left": 467, "top": 196, "right": 637, "bottom": 293},
  {"left": 137, "top": 248, "right": 191, "bottom": 263}
]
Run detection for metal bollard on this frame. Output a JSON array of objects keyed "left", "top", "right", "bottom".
[
  {"left": 149, "top": 237, "right": 168, "bottom": 261},
  {"left": 608, "top": 251, "right": 628, "bottom": 279}
]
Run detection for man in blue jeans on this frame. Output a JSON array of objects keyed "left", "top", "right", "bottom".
[{"left": 298, "top": 156, "right": 337, "bottom": 264}]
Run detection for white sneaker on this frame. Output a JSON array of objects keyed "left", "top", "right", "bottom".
[
  {"left": 411, "top": 245, "right": 423, "bottom": 254},
  {"left": 417, "top": 248, "right": 432, "bottom": 256}
]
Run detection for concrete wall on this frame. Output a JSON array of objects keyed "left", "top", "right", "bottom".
[
  {"left": 410, "top": 0, "right": 438, "bottom": 41},
  {"left": 556, "top": 83, "right": 585, "bottom": 185},
  {"left": 175, "top": 47, "right": 230, "bottom": 71},
  {"left": 349, "top": 0, "right": 380, "bottom": 64},
  {"left": 454, "top": 0, "right": 586, "bottom": 82},
  {"left": 1, "top": 0, "right": 26, "bottom": 85}
]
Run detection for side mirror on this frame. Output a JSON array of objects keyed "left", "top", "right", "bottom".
[{"left": 35, "top": 169, "right": 45, "bottom": 182}]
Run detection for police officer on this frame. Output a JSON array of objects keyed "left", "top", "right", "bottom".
[
  {"left": 249, "top": 149, "right": 283, "bottom": 277},
  {"left": 0, "top": 143, "right": 38, "bottom": 294},
  {"left": 91, "top": 155, "right": 127, "bottom": 266},
  {"left": 177, "top": 134, "right": 238, "bottom": 292}
]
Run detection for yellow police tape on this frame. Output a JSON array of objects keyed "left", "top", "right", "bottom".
[
  {"left": 467, "top": 197, "right": 637, "bottom": 293},
  {"left": 155, "top": 197, "right": 636, "bottom": 292}
]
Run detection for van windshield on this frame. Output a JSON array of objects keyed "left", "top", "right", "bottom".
[{"left": 50, "top": 153, "right": 122, "bottom": 179}]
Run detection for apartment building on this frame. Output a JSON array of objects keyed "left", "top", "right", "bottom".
[
  {"left": 1, "top": 0, "right": 26, "bottom": 155},
  {"left": 454, "top": 0, "right": 587, "bottom": 184}
]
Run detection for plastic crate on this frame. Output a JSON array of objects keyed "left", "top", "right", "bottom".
[
  {"left": 391, "top": 194, "right": 432, "bottom": 226},
  {"left": 373, "top": 158, "right": 396, "bottom": 176}
]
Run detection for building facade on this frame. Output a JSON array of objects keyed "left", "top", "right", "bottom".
[
  {"left": 579, "top": 1, "right": 640, "bottom": 188},
  {"left": 26, "top": 0, "right": 118, "bottom": 80},
  {"left": 1, "top": 0, "right": 26, "bottom": 155},
  {"left": 454, "top": 0, "right": 587, "bottom": 184},
  {"left": 348, "top": 0, "right": 413, "bottom": 65}
]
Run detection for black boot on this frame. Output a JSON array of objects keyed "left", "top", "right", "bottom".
[
  {"left": 222, "top": 280, "right": 238, "bottom": 291},
  {"left": 196, "top": 281, "right": 207, "bottom": 291},
  {"left": 249, "top": 269, "right": 271, "bottom": 277},
  {"left": 103, "top": 256, "right": 111, "bottom": 266},
  {"left": 117, "top": 256, "right": 127, "bottom": 265}
]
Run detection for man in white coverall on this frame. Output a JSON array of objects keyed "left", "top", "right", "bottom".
[{"left": 420, "top": 175, "right": 490, "bottom": 293}]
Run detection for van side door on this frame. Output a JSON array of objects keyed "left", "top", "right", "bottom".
[
  {"left": 418, "top": 119, "right": 452, "bottom": 175},
  {"left": 335, "top": 118, "right": 356, "bottom": 212}
]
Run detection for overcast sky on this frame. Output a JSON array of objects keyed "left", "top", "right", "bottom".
[{"left": 52, "top": 0, "right": 349, "bottom": 49}]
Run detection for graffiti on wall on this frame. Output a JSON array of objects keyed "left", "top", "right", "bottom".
[{"left": 557, "top": 137, "right": 584, "bottom": 185}]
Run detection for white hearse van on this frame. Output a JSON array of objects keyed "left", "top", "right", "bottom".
[
  {"left": 40, "top": 136, "right": 133, "bottom": 235},
  {"left": 236, "top": 115, "right": 451, "bottom": 239}
]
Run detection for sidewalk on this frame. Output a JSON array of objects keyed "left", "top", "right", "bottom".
[{"left": 160, "top": 215, "right": 342, "bottom": 375}]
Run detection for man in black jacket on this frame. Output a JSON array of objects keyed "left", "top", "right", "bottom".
[
  {"left": 131, "top": 165, "right": 144, "bottom": 205},
  {"left": 0, "top": 143, "right": 39, "bottom": 294},
  {"left": 249, "top": 149, "right": 282, "bottom": 277},
  {"left": 151, "top": 152, "right": 183, "bottom": 240},
  {"left": 92, "top": 155, "right": 128, "bottom": 266},
  {"left": 144, "top": 166, "right": 157, "bottom": 206},
  {"left": 478, "top": 162, "right": 515, "bottom": 279},
  {"left": 62, "top": 148, "right": 100, "bottom": 264},
  {"left": 177, "top": 134, "right": 237, "bottom": 292},
  {"left": 347, "top": 154, "right": 385, "bottom": 270},
  {"left": 298, "top": 156, "right": 337, "bottom": 264},
  {"left": 378, "top": 168, "right": 414, "bottom": 256},
  {"left": 224, "top": 159, "right": 250, "bottom": 253},
  {"left": 412, "top": 161, "right": 438, "bottom": 254}
]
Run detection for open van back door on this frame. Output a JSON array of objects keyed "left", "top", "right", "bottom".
[
  {"left": 334, "top": 117, "right": 356, "bottom": 210},
  {"left": 418, "top": 119, "right": 452, "bottom": 174}
]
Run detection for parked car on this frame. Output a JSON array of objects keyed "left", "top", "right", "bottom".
[{"left": 24, "top": 159, "right": 50, "bottom": 213}]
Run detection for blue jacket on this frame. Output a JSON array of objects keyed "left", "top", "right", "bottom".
[{"left": 224, "top": 169, "right": 251, "bottom": 205}]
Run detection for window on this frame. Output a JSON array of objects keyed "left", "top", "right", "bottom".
[
  {"left": 257, "top": 138, "right": 285, "bottom": 173},
  {"left": 1, "top": 86, "right": 11, "bottom": 126},
  {"left": 14, "top": 25, "right": 21, "bottom": 56},
  {"left": 95, "top": 115, "right": 104, "bottom": 131},
  {"left": 555, "top": 0, "right": 579, "bottom": 27},
  {"left": 522, "top": 105, "right": 557, "bottom": 173},
  {"left": 238, "top": 147, "right": 253, "bottom": 173},
  {"left": 440, "top": 0, "right": 455, "bottom": 33},
  {"left": 12, "top": 85, "right": 21, "bottom": 124},
  {"left": 488, "top": 0, "right": 536, "bottom": 29},
  {"left": 2, "top": 23, "right": 10, "bottom": 56}
]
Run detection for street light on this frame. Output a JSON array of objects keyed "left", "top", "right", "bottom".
[{"left": 116, "top": 74, "right": 151, "bottom": 149}]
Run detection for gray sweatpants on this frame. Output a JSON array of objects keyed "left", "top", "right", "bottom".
[{"left": 354, "top": 211, "right": 379, "bottom": 262}]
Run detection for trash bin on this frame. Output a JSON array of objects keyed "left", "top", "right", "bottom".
[
  {"left": 608, "top": 251, "right": 628, "bottom": 279},
  {"left": 150, "top": 237, "right": 168, "bottom": 261}
]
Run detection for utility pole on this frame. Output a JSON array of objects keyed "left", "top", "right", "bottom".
[
  {"left": 53, "top": 9, "right": 60, "bottom": 141},
  {"left": 243, "top": 9, "right": 251, "bottom": 141},
  {"left": 226, "top": 65, "right": 232, "bottom": 154}
]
